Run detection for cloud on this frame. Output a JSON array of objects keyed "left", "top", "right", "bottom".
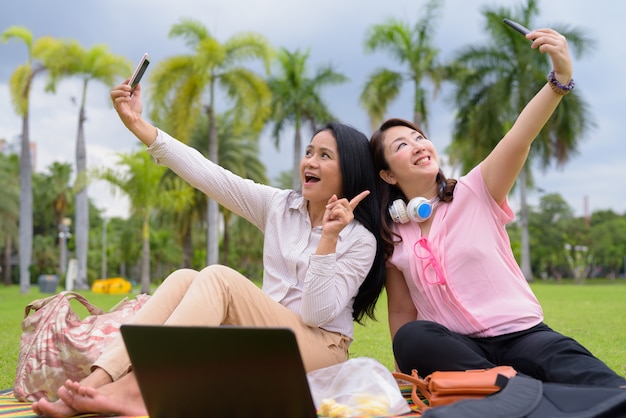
[{"left": 2, "top": 0, "right": 625, "bottom": 219}]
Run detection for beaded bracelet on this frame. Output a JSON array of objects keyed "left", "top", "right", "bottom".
[{"left": 548, "top": 70, "right": 575, "bottom": 95}]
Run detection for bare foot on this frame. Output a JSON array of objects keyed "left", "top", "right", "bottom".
[
  {"left": 62, "top": 375, "right": 147, "bottom": 417},
  {"left": 31, "top": 369, "right": 115, "bottom": 417},
  {"left": 31, "top": 385, "right": 78, "bottom": 417}
]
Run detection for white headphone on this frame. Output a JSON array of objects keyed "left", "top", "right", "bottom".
[{"left": 388, "top": 197, "right": 438, "bottom": 223}]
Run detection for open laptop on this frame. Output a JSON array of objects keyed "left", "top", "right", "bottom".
[{"left": 120, "top": 324, "right": 318, "bottom": 418}]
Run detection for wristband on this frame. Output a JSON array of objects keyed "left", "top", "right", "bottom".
[{"left": 548, "top": 70, "right": 574, "bottom": 95}]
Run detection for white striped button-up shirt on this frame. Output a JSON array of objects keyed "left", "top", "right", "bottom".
[{"left": 147, "top": 129, "right": 377, "bottom": 339}]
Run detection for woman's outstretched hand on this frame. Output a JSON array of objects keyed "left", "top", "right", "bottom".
[
  {"left": 527, "top": 28, "right": 572, "bottom": 83},
  {"left": 110, "top": 81, "right": 143, "bottom": 129},
  {"left": 110, "top": 81, "right": 158, "bottom": 146},
  {"left": 481, "top": 28, "right": 574, "bottom": 205}
]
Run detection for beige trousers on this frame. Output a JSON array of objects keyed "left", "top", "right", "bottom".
[{"left": 94, "top": 265, "right": 350, "bottom": 381}]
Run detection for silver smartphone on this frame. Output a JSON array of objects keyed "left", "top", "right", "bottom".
[
  {"left": 128, "top": 53, "right": 150, "bottom": 94},
  {"left": 503, "top": 19, "right": 531, "bottom": 36}
]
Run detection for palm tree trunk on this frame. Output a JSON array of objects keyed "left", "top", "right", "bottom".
[
  {"left": 207, "top": 105, "right": 219, "bottom": 265},
  {"left": 413, "top": 111, "right": 424, "bottom": 131},
  {"left": 519, "top": 168, "right": 534, "bottom": 281},
  {"left": 292, "top": 127, "right": 302, "bottom": 190},
  {"left": 220, "top": 210, "right": 232, "bottom": 265},
  {"left": 19, "top": 113, "right": 33, "bottom": 293},
  {"left": 74, "top": 103, "right": 89, "bottom": 289},
  {"left": 207, "top": 201, "right": 219, "bottom": 265}
]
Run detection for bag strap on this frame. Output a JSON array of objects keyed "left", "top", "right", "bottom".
[
  {"left": 393, "top": 366, "right": 518, "bottom": 413},
  {"left": 393, "top": 369, "right": 432, "bottom": 412},
  {"left": 24, "top": 291, "right": 105, "bottom": 318}
]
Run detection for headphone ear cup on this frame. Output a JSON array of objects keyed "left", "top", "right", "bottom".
[
  {"left": 406, "top": 197, "right": 433, "bottom": 223},
  {"left": 388, "top": 199, "right": 410, "bottom": 224}
]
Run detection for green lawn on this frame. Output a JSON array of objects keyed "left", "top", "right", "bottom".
[{"left": 1, "top": 280, "right": 625, "bottom": 390}]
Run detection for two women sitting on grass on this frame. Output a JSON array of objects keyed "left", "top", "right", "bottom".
[{"left": 32, "top": 26, "right": 625, "bottom": 418}]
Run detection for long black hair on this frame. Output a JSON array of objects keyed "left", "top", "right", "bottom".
[
  {"left": 369, "top": 118, "right": 457, "bottom": 259},
  {"left": 314, "top": 122, "right": 386, "bottom": 324}
]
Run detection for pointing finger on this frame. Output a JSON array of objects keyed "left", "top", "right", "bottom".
[{"left": 349, "top": 190, "right": 370, "bottom": 210}]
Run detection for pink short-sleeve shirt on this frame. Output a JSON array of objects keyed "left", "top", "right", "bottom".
[{"left": 388, "top": 166, "right": 543, "bottom": 337}]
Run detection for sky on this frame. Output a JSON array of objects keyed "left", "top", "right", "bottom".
[{"left": 1, "top": 0, "right": 625, "bottom": 220}]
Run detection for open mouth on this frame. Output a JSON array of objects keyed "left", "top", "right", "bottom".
[
  {"left": 304, "top": 174, "right": 320, "bottom": 184},
  {"left": 416, "top": 156, "right": 430, "bottom": 166}
]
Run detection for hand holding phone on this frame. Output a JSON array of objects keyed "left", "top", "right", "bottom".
[
  {"left": 128, "top": 53, "right": 150, "bottom": 94},
  {"left": 503, "top": 19, "right": 531, "bottom": 36}
]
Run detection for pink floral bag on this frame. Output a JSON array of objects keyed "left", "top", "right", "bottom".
[{"left": 13, "top": 290, "right": 150, "bottom": 402}]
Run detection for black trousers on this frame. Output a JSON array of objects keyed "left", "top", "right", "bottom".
[{"left": 393, "top": 320, "right": 626, "bottom": 388}]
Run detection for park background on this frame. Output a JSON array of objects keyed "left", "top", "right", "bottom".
[{"left": 1, "top": 0, "right": 625, "bottom": 391}]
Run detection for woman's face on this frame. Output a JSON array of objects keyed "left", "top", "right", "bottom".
[
  {"left": 379, "top": 125, "right": 440, "bottom": 192},
  {"left": 300, "top": 130, "right": 343, "bottom": 203}
]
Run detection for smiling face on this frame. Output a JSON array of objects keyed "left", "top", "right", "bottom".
[
  {"left": 378, "top": 125, "right": 440, "bottom": 198},
  {"left": 300, "top": 129, "right": 343, "bottom": 204}
]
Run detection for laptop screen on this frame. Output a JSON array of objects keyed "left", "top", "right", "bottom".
[{"left": 120, "top": 324, "right": 318, "bottom": 418}]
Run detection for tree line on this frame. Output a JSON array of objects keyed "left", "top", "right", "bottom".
[{"left": 3, "top": 0, "right": 619, "bottom": 294}]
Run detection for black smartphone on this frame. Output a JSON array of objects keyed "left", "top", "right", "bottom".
[
  {"left": 503, "top": 18, "right": 531, "bottom": 36},
  {"left": 128, "top": 53, "right": 150, "bottom": 94}
]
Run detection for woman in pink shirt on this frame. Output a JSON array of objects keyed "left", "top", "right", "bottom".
[{"left": 370, "top": 28, "right": 626, "bottom": 387}]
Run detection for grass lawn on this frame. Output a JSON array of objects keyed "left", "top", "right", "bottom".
[{"left": 1, "top": 279, "right": 625, "bottom": 390}]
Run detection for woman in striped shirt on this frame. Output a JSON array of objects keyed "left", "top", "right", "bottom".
[{"left": 33, "top": 80, "right": 386, "bottom": 417}]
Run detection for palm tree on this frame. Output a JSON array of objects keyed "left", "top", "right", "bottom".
[
  {"left": 160, "top": 111, "right": 268, "bottom": 268},
  {"left": 1, "top": 27, "right": 59, "bottom": 293},
  {"left": 447, "top": 0, "right": 594, "bottom": 280},
  {"left": 95, "top": 150, "right": 193, "bottom": 294},
  {"left": 155, "top": 175, "right": 199, "bottom": 269},
  {"left": 45, "top": 162, "right": 73, "bottom": 228},
  {"left": 46, "top": 162, "right": 73, "bottom": 274},
  {"left": 44, "top": 41, "right": 131, "bottom": 289},
  {"left": 360, "top": 0, "right": 445, "bottom": 132},
  {"left": 199, "top": 111, "right": 267, "bottom": 264},
  {"left": 228, "top": 217, "right": 264, "bottom": 281},
  {"left": 105, "top": 216, "right": 141, "bottom": 282},
  {"left": 148, "top": 18, "right": 272, "bottom": 266},
  {"left": 267, "top": 48, "right": 347, "bottom": 189},
  {"left": 0, "top": 153, "right": 19, "bottom": 285}
]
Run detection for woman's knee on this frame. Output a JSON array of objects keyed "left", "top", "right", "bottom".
[
  {"left": 395, "top": 321, "right": 449, "bottom": 345},
  {"left": 193, "top": 264, "right": 254, "bottom": 293},
  {"left": 163, "top": 266, "right": 237, "bottom": 290},
  {"left": 393, "top": 321, "right": 452, "bottom": 359},
  {"left": 197, "top": 265, "right": 244, "bottom": 284},
  {"left": 199, "top": 264, "right": 236, "bottom": 277},
  {"left": 155, "top": 268, "right": 198, "bottom": 294}
]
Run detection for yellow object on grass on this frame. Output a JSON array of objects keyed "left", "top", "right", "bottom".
[
  {"left": 91, "top": 277, "right": 132, "bottom": 294},
  {"left": 91, "top": 279, "right": 108, "bottom": 294}
]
